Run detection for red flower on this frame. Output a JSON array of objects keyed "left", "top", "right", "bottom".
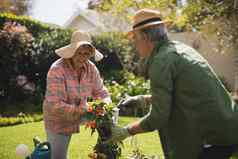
[
  {"left": 88, "top": 105, "right": 94, "bottom": 112},
  {"left": 95, "top": 106, "right": 105, "bottom": 116}
]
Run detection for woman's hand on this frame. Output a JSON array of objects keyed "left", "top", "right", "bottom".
[{"left": 102, "top": 97, "right": 112, "bottom": 104}]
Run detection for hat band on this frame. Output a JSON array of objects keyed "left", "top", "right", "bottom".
[{"left": 133, "top": 17, "right": 162, "bottom": 29}]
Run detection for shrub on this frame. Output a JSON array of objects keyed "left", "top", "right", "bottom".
[
  {"left": 0, "top": 22, "right": 34, "bottom": 103},
  {"left": 105, "top": 71, "right": 150, "bottom": 116},
  {"left": 30, "top": 28, "right": 72, "bottom": 100},
  {"left": 0, "top": 113, "right": 42, "bottom": 127},
  {"left": 0, "top": 13, "right": 56, "bottom": 37},
  {"left": 92, "top": 32, "right": 138, "bottom": 78},
  {"left": 0, "top": 13, "right": 72, "bottom": 105},
  {"left": 105, "top": 71, "right": 150, "bottom": 103}
]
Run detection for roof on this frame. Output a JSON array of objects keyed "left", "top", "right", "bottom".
[{"left": 63, "top": 8, "right": 130, "bottom": 32}]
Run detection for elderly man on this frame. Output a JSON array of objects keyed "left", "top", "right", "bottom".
[{"left": 107, "top": 9, "right": 238, "bottom": 159}]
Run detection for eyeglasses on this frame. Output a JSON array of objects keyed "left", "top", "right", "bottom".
[
  {"left": 75, "top": 45, "right": 94, "bottom": 58},
  {"left": 78, "top": 51, "right": 93, "bottom": 57}
]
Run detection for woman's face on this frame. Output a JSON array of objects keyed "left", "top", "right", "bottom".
[{"left": 71, "top": 45, "right": 94, "bottom": 69}]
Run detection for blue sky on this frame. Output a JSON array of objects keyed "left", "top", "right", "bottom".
[{"left": 31, "top": 0, "right": 89, "bottom": 26}]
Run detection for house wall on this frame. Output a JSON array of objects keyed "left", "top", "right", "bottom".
[
  {"left": 67, "top": 16, "right": 101, "bottom": 32},
  {"left": 169, "top": 32, "right": 236, "bottom": 91},
  {"left": 64, "top": 9, "right": 130, "bottom": 33}
]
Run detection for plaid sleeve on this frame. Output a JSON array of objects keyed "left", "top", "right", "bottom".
[
  {"left": 91, "top": 65, "right": 110, "bottom": 100},
  {"left": 45, "top": 66, "right": 80, "bottom": 120}
]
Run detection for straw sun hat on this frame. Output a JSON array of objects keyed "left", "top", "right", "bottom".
[
  {"left": 127, "top": 8, "right": 172, "bottom": 39},
  {"left": 55, "top": 30, "right": 103, "bottom": 62}
]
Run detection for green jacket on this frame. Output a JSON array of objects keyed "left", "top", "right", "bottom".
[{"left": 139, "top": 40, "right": 238, "bottom": 159}]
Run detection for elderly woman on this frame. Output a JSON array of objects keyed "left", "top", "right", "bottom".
[{"left": 43, "top": 30, "right": 111, "bottom": 159}]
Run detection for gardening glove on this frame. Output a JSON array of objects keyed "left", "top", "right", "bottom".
[
  {"left": 118, "top": 95, "right": 151, "bottom": 108},
  {"left": 105, "top": 125, "right": 131, "bottom": 144},
  {"left": 118, "top": 95, "right": 142, "bottom": 108}
]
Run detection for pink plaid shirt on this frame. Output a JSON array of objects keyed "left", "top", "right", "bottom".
[{"left": 43, "top": 58, "right": 110, "bottom": 134}]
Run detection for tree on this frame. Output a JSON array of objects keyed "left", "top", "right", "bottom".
[
  {"left": 94, "top": 0, "right": 177, "bottom": 21},
  {"left": 0, "top": 0, "right": 32, "bottom": 15},
  {"left": 95, "top": 0, "right": 238, "bottom": 48},
  {"left": 183, "top": 0, "right": 238, "bottom": 48}
]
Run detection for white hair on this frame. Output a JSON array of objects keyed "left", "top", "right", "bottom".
[{"left": 140, "top": 24, "right": 168, "bottom": 42}]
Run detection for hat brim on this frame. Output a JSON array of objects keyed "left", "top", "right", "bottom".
[
  {"left": 55, "top": 41, "right": 104, "bottom": 61},
  {"left": 127, "top": 20, "right": 172, "bottom": 39},
  {"left": 55, "top": 43, "right": 76, "bottom": 59}
]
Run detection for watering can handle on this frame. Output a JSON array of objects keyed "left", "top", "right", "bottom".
[
  {"left": 30, "top": 142, "right": 51, "bottom": 159},
  {"left": 37, "top": 142, "right": 51, "bottom": 150}
]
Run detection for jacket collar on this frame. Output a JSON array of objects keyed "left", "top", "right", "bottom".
[
  {"left": 147, "top": 39, "right": 169, "bottom": 63},
  {"left": 141, "top": 39, "right": 169, "bottom": 78}
]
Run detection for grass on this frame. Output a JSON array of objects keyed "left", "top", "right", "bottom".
[{"left": 0, "top": 117, "right": 164, "bottom": 159}]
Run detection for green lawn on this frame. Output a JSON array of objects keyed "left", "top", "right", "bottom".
[{"left": 0, "top": 117, "right": 164, "bottom": 159}]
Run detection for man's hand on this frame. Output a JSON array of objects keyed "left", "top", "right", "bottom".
[
  {"left": 118, "top": 96, "right": 141, "bottom": 108},
  {"left": 118, "top": 95, "right": 151, "bottom": 108},
  {"left": 105, "top": 125, "right": 131, "bottom": 144}
]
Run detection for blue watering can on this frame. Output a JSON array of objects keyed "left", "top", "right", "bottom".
[{"left": 26, "top": 137, "right": 51, "bottom": 159}]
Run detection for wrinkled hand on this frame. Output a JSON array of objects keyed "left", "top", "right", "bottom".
[
  {"left": 64, "top": 108, "right": 81, "bottom": 122},
  {"left": 104, "top": 125, "right": 131, "bottom": 144}
]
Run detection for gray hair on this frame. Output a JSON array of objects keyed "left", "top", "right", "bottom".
[{"left": 140, "top": 24, "right": 168, "bottom": 42}]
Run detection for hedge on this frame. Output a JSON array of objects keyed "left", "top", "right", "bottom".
[
  {"left": 0, "top": 13, "right": 65, "bottom": 37},
  {"left": 0, "top": 113, "right": 42, "bottom": 126},
  {"left": 0, "top": 13, "right": 72, "bottom": 104},
  {"left": 92, "top": 32, "right": 137, "bottom": 76}
]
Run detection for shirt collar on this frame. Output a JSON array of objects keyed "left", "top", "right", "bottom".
[{"left": 63, "top": 59, "right": 89, "bottom": 76}]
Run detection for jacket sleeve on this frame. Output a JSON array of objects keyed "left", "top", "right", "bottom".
[
  {"left": 44, "top": 66, "right": 80, "bottom": 121},
  {"left": 91, "top": 65, "right": 110, "bottom": 100},
  {"left": 139, "top": 53, "right": 174, "bottom": 131}
]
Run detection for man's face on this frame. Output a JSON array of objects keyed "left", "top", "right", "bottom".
[{"left": 132, "top": 31, "right": 151, "bottom": 59}]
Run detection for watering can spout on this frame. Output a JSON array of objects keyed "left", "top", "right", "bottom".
[
  {"left": 24, "top": 137, "right": 51, "bottom": 159},
  {"left": 33, "top": 136, "right": 41, "bottom": 147}
]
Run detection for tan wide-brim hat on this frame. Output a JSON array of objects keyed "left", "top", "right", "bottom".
[
  {"left": 127, "top": 8, "right": 172, "bottom": 39},
  {"left": 55, "top": 30, "right": 103, "bottom": 62}
]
